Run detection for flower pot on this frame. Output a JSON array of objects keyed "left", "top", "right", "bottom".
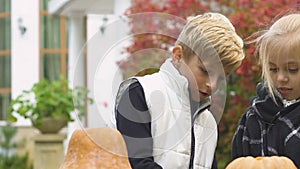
[{"left": 31, "top": 117, "right": 68, "bottom": 134}]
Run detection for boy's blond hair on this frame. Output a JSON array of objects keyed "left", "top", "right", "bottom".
[
  {"left": 255, "top": 13, "right": 300, "bottom": 100},
  {"left": 175, "top": 12, "right": 244, "bottom": 74}
]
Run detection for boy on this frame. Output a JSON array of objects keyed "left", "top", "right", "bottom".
[{"left": 115, "top": 12, "right": 244, "bottom": 169}]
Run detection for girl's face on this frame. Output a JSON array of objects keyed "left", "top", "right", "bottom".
[{"left": 269, "top": 54, "right": 300, "bottom": 101}]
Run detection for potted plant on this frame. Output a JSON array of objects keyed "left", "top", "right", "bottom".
[{"left": 8, "top": 77, "right": 93, "bottom": 134}]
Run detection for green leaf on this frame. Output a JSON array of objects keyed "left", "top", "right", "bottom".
[{"left": 8, "top": 75, "right": 94, "bottom": 127}]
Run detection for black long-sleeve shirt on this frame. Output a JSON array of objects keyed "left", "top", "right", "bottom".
[{"left": 116, "top": 80, "right": 162, "bottom": 169}]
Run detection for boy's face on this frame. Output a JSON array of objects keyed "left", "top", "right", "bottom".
[
  {"left": 269, "top": 53, "right": 300, "bottom": 101},
  {"left": 172, "top": 46, "right": 226, "bottom": 101}
]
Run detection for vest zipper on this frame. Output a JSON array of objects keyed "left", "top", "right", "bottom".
[
  {"left": 189, "top": 125, "right": 195, "bottom": 169},
  {"left": 188, "top": 101, "right": 211, "bottom": 169}
]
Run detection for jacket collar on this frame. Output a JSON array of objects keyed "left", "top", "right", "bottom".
[
  {"left": 252, "top": 82, "right": 300, "bottom": 123},
  {"left": 251, "top": 83, "right": 282, "bottom": 122},
  {"left": 159, "top": 58, "right": 211, "bottom": 111},
  {"left": 159, "top": 58, "right": 190, "bottom": 104}
]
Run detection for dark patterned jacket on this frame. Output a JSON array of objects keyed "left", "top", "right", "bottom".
[{"left": 231, "top": 83, "right": 300, "bottom": 168}]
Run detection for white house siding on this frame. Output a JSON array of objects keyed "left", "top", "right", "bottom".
[
  {"left": 48, "top": 0, "right": 131, "bottom": 153},
  {"left": 86, "top": 13, "right": 130, "bottom": 129},
  {"left": 1, "top": 0, "right": 131, "bottom": 165},
  {"left": 11, "top": 0, "right": 39, "bottom": 126},
  {"left": 63, "top": 0, "right": 130, "bottom": 130}
]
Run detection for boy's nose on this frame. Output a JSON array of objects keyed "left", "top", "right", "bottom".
[{"left": 206, "top": 78, "right": 218, "bottom": 93}]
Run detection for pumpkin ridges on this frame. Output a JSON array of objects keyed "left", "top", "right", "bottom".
[
  {"left": 280, "top": 156, "right": 299, "bottom": 169},
  {"left": 226, "top": 156, "right": 297, "bottom": 169},
  {"left": 59, "top": 127, "right": 131, "bottom": 169}
]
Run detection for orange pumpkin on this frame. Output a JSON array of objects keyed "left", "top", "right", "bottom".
[
  {"left": 226, "top": 156, "right": 297, "bottom": 169},
  {"left": 59, "top": 127, "right": 131, "bottom": 169}
]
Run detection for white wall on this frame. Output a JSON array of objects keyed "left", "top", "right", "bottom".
[
  {"left": 86, "top": 15, "right": 129, "bottom": 128},
  {"left": 86, "top": 0, "right": 130, "bottom": 128},
  {"left": 11, "top": 0, "right": 39, "bottom": 126},
  {"left": 114, "top": 0, "right": 131, "bottom": 15}
]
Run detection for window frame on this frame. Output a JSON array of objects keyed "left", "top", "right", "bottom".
[
  {"left": 39, "top": 0, "right": 68, "bottom": 80},
  {"left": 0, "top": 1, "right": 11, "bottom": 121}
]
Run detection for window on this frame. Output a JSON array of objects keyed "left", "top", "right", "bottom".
[
  {"left": 0, "top": 0, "right": 11, "bottom": 120},
  {"left": 40, "top": 0, "right": 68, "bottom": 81}
]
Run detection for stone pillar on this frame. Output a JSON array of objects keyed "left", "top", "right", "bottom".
[
  {"left": 66, "top": 13, "right": 86, "bottom": 151},
  {"left": 68, "top": 13, "right": 85, "bottom": 88},
  {"left": 34, "top": 134, "right": 67, "bottom": 169}
]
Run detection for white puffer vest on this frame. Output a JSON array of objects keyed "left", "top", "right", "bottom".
[{"left": 135, "top": 58, "right": 217, "bottom": 169}]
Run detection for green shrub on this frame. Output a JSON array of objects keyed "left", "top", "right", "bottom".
[{"left": 0, "top": 125, "right": 33, "bottom": 169}]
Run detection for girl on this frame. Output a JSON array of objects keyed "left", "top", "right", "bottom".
[{"left": 232, "top": 13, "right": 300, "bottom": 168}]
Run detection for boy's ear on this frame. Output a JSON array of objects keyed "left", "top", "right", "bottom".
[{"left": 172, "top": 45, "right": 183, "bottom": 63}]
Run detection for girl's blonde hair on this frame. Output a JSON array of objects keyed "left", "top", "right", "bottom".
[
  {"left": 175, "top": 12, "right": 245, "bottom": 74},
  {"left": 255, "top": 13, "right": 300, "bottom": 100}
]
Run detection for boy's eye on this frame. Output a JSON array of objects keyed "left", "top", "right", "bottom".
[{"left": 200, "top": 67, "right": 208, "bottom": 74}]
